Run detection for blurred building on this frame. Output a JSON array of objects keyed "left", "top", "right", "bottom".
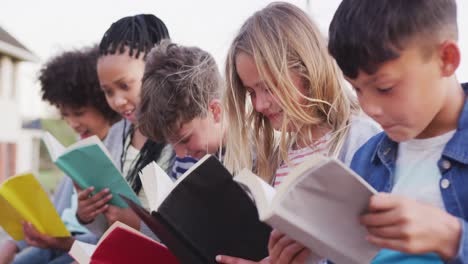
[{"left": 0, "top": 26, "right": 39, "bottom": 181}]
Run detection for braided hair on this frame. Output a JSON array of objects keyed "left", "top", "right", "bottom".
[
  {"left": 99, "top": 14, "right": 171, "bottom": 194},
  {"left": 99, "top": 14, "right": 170, "bottom": 59}
]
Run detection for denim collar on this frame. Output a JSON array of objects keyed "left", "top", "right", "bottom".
[{"left": 371, "top": 83, "right": 468, "bottom": 165}]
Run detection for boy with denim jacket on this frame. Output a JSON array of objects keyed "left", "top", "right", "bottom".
[{"left": 327, "top": 0, "right": 467, "bottom": 263}]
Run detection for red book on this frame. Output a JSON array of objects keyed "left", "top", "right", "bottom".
[{"left": 69, "top": 221, "right": 179, "bottom": 264}]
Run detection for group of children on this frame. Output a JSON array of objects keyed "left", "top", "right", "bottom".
[{"left": 0, "top": 0, "right": 467, "bottom": 263}]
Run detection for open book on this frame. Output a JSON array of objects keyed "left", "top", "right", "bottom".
[
  {"left": 69, "top": 221, "right": 179, "bottom": 264},
  {"left": 42, "top": 132, "right": 141, "bottom": 208},
  {"left": 235, "top": 154, "right": 380, "bottom": 264},
  {"left": 0, "top": 173, "right": 70, "bottom": 240},
  {"left": 121, "top": 155, "right": 272, "bottom": 264}
]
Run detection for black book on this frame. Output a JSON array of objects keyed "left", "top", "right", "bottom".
[{"left": 121, "top": 155, "right": 272, "bottom": 264}]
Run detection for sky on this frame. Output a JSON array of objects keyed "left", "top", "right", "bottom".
[{"left": 1, "top": 0, "right": 467, "bottom": 118}]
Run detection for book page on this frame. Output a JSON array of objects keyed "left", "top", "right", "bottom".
[
  {"left": 42, "top": 132, "right": 66, "bottom": 161},
  {"left": 64, "top": 135, "right": 117, "bottom": 168},
  {"left": 139, "top": 162, "right": 175, "bottom": 212},
  {"left": 271, "top": 158, "right": 379, "bottom": 264},
  {"left": 69, "top": 240, "right": 95, "bottom": 264},
  {"left": 234, "top": 169, "right": 276, "bottom": 220}
]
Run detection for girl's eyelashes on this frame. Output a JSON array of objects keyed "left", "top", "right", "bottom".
[
  {"left": 376, "top": 86, "right": 393, "bottom": 94},
  {"left": 180, "top": 135, "right": 191, "bottom": 144}
]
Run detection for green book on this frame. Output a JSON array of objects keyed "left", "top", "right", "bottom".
[{"left": 43, "top": 132, "right": 141, "bottom": 208}]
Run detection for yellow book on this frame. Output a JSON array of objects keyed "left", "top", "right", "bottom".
[{"left": 0, "top": 173, "right": 70, "bottom": 240}]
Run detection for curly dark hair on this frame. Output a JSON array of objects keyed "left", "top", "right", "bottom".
[{"left": 39, "top": 45, "right": 120, "bottom": 123}]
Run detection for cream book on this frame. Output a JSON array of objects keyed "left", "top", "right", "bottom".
[
  {"left": 69, "top": 221, "right": 179, "bottom": 264},
  {"left": 234, "top": 154, "right": 380, "bottom": 264}
]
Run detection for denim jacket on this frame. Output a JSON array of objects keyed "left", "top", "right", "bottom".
[{"left": 350, "top": 83, "right": 468, "bottom": 264}]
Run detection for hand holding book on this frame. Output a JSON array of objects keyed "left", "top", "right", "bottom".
[
  {"left": 103, "top": 205, "right": 141, "bottom": 230},
  {"left": 42, "top": 132, "right": 141, "bottom": 208},
  {"left": 75, "top": 185, "right": 112, "bottom": 224},
  {"left": 22, "top": 221, "right": 75, "bottom": 251}
]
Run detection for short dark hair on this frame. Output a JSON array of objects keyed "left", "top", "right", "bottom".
[
  {"left": 99, "top": 14, "right": 170, "bottom": 59},
  {"left": 39, "top": 45, "right": 120, "bottom": 123},
  {"left": 138, "top": 40, "right": 223, "bottom": 142},
  {"left": 328, "top": 0, "right": 458, "bottom": 79}
]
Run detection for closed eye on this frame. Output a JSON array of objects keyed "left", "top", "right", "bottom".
[
  {"left": 118, "top": 82, "right": 129, "bottom": 90},
  {"left": 377, "top": 87, "right": 393, "bottom": 94}
]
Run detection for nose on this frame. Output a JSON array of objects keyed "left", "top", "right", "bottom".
[
  {"left": 253, "top": 90, "right": 271, "bottom": 114},
  {"left": 113, "top": 94, "right": 128, "bottom": 108}
]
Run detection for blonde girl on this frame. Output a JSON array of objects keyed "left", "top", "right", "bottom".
[{"left": 219, "top": 2, "right": 380, "bottom": 264}]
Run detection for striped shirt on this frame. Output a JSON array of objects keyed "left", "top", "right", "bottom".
[
  {"left": 171, "top": 156, "right": 198, "bottom": 179},
  {"left": 274, "top": 134, "right": 331, "bottom": 187}
]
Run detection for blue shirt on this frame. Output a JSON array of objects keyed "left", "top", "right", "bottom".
[{"left": 350, "top": 83, "right": 468, "bottom": 264}]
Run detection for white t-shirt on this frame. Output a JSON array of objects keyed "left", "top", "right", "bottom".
[
  {"left": 122, "top": 143, "right": 151, "bottom": 211},
  {"left": 392, "top": 130, "right": 456, "bottom": 210}
]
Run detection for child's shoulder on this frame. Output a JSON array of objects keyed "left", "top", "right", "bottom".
[
  {"left": 348, "top": 113, "right": 382, "bottom": 137},
  {"left": 339, "top": 114, "right": 382, "bottom": 165},
  {"left": 104, "top": 120, "right": 128, "bottom": 146}
]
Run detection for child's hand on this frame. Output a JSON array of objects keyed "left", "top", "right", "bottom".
[
  {"left": 75, "top": 183, "right": 112, "bottom": 224},
  {"left": 22, "top": 222, "right": 75, "bottom": 251},
  {"left": 268, "top": 230, "right": 310, "bottom": 264},
  {"left": 216, "top": 230, "right": 309, "bottom": 264},
  {"left": 0, "top": 240, "right": 18, "bottom": 264},
  {"left": 361, "top": 193, "right": 461, "bottom": 260},
  {"left": 104, "top": 205, "right": 140, "bottom": 230}
]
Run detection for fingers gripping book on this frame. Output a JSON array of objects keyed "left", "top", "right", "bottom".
[{"left": 42, "top": 132, "right": 141, "bottom": 208}]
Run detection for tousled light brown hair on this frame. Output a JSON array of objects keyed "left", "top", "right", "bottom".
[
  {"left": 223, "top": 2, "right": 358, "bottom": 182},
  {"left": 138, "top": 40, "right": 223, "bottom": 142}
]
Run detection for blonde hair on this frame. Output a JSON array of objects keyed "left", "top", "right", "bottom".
[{"left": 224, "top": 2, "right": 358, "bottom": 182}]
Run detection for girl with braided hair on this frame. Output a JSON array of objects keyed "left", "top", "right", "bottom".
[{"left": 75, "top": 14, "right": 176, "bottom": 239}]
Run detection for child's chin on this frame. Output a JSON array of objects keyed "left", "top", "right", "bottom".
[{"left": 386, "top": 131, "right": 413, "bottom": 142}]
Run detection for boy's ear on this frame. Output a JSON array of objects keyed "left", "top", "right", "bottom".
[
  {"left": 439, "top": 40, "right": 460, "bottom": 77},
  {"left": 209, "top": 99, "right": 222, "bottom": 123}
]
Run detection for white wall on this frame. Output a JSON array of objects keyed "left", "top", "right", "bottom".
[
  {"left": 17, "top": 130, "right": 41, "bottom": 174},
  {"left": 0, "top": 55, "right": 20, "bottom": 142}
]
